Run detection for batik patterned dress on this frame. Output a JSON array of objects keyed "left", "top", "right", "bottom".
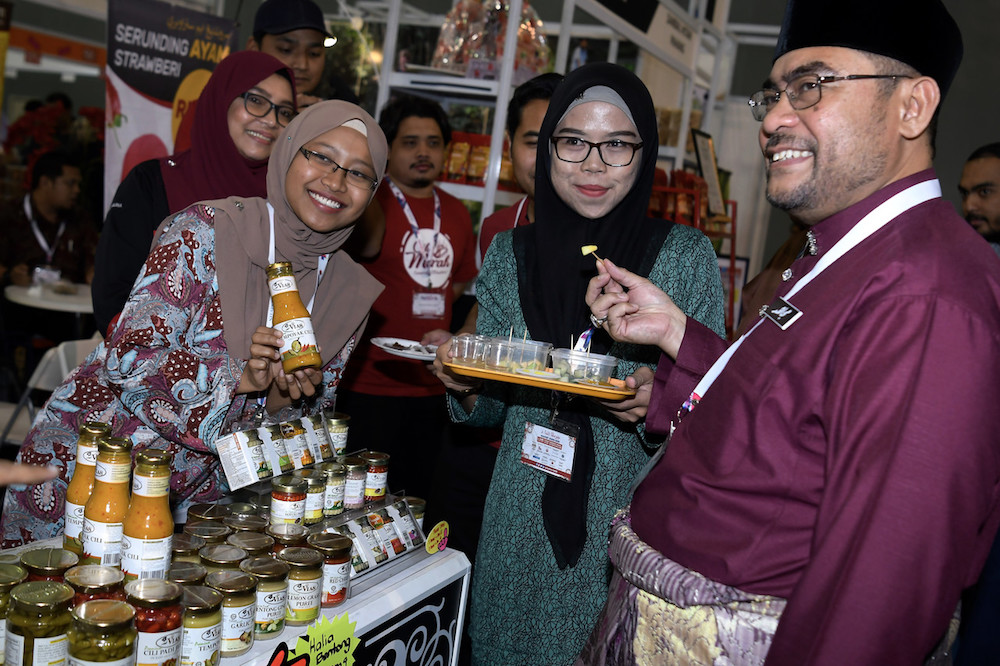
[{"left": 1, "top": 204, "right": 350, "bottom": 548}]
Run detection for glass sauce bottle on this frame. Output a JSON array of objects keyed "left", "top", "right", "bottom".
[
  {"left": 121, "top": 449, "right": 173, "bottom": 581},
  {"left": 64, "top": 422, "right": 111, "bottom": 555},
  {"left": 266, "top": 261, "right": 322, "bottom": 372},
  {"left": 82, "top": 437, "right": 133, "bottom": 567}
]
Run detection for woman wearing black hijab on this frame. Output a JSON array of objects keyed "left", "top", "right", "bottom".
[{"left": 434, "top": 62, "right": 726, "bottom": 664}]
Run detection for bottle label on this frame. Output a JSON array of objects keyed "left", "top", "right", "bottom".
[
  {"left": 64, "top": 500, "right": 85, "bottom": 541},
  {"left": 304, "top": 491, "right": 323, "bottom": 521},
  {"left": 77, "top": 442, "right": 99, "bottom": 466},
  {"left": 0, "top": 617, "right": 6, "bottom": 664},
  {"left": 273, "top": 318, "right": 319, "bottom": 364},
  {"left": 69, "top": 657, "right": 133, "bottom": 666},
  {"left": 270, "top": 496, "right": 305, "bottom": 525},
  {"left": 324, "top": 482, "right": 345, "bottom": 512},
  {"left": 255, "top": 588, "right": 287, "bottom": 635},
  {"left": 134, "top": 626, "right": 182, "bottom": 666},
  {"left": 121, "top": 534, "right": 172, "bottom": 579},
  {"left": 6, "top": 631, "right": 68, "bottom": 666},
  {"left": 344, "top": 477, "right": 365, "bottom": 508},
  {"left": 321, "top": 561, "right": 350, "bottom": 604},
  {"left": 132, "top": 474, "right": 170, "bottom": 497},
  {"left": 221, "top": 602, "right": 256, "bottom": 653},
  {"left": 94, "top": 460, "right": 131, "bottom": 484},
  {"left": 82, "top": 518, "right": 124, "bottom": 566},
  {"left": 267, "top": 276, "right": 296, "bottom": 295},
  {"left": 365, "top": 471, "right": 388, "bottom": 498},
  {"left": 286, "top": 578, "right": 321, "bottom": 623},
  {"left": 180, "top": 621, "right": 220, "bottom": 666},
  {"left": 328, "top": 430, "right": 348, "bottom": 456}
]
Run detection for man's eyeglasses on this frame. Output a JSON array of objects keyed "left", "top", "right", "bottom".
[
  {"left": 748, "top": 74, "right": 912, "bottom": 121},
  {"left": 551, "top": 137, "right": 643, "bottom": 167},
  {"left": 299, "top": 147, "right": 379, "bottom": 191},
  {"left": 241, "top": 92, "right": 296, "bottom": 127}
]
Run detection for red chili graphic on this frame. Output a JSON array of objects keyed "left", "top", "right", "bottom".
[{"left": 105, "top": 78, "right": 128, "bottom": 148}]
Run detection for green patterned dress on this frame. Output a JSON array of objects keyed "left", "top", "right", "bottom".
[{"left": 450, "top": 224, "right": 726, "bottom": 665}]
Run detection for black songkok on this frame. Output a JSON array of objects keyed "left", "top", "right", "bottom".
[{"left": 774, "top": 0, "right": 963, "bottom": 98}]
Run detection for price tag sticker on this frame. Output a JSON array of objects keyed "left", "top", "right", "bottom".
[{"left": 425, "top": 521, "right": 450, "bottom": 553}]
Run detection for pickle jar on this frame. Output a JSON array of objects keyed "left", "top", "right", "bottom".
[
  {"left": 125, "top": 579, "right": 183, "bottom": 666},
  {"left": 6, "top": 581, "right": 74, "bottom": 666},
  {"left": 292, "top": 469, "right": 326, "bottom": 526},
  {"left": 183, "top": 521, "right": 232, "bottom": 546},
  {"left": 180, "top": 586, "right": 222, "bottom": 666},
  {"left": 64, "top": 565, "right": 125, "bottom": 607},
  {"left": 67, "top": 599, "right": 136, "bottom": 665},
  {"left": 206, "top": 571, "right": 257, "bottom": 658},
  {"left": 277, "top": 547, "right": 324, "bottom": 626},
  {"left": 0, "top": 563, "right": 28, "bottom": 663},
  {"left": 306, "top": 533, "right": 352, "bottom": 607},
  {"left": 186, "top": 503, "right": 230, "bottom": 524},
  {"left": 323, "top": 412, "right": 350, "bottom": 457},
  {"left": 19, "top": 547, "right": 79, "bottom": 583},
  {"left": 270, "top": 476, "right": 307, "bottom": 526},
  {"left": 342, "top": 457, "right": 368, "bottom": 510},
  {"left": 226, "top": 532, "right": 274, "bottom": 558},
  {"left": 223, "top": 515, "right": 268, "bottom": 534},
  {"left": 405, "top": 496, "right": 427, "bottom": 529},
  {"left": 199, "top": 545, "right": 248, "bottom": 575},
  {"left": 319, "top": 462, "right": 346, "bottom": 517},
  {"left": 226, "top": 502, "right": 258, "bottom": 520},
  {"left": 265, "top": 523, "right": 309, "bottom": 555},
  {"left": 166, "top": 561, "right": 207, "bottom": 587},
  {"left": 239, "top": 557, "right": 289, "bottom": 640},
  {"left": 359, "top": 451, "right": 390, "bottom": 502},
  {"left": 171, "top": 532, "right": 207, "bottom": 564}
]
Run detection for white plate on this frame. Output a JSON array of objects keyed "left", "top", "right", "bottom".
[
  {"left": 404, "top": 64, "right": 465, "bottom": 77},
  {"left": 372, "top": 337, "right": 438, "bottom": 361}
]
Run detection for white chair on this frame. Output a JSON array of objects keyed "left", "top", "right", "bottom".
[{"left": 0, "top": 334, "right": 102, "bottom": 445}]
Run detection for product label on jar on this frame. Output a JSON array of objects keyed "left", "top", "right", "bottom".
[
  {"left": 64, "top": 500, "right": 85, "bottom": 541},
  {"left": 77, "top": 442, "right": 99, "bottom": 466},
  {"left": 255, "top": 588, "right": 287, "bottom": 635},
  {"left": 321, "top": 561, "right": 350, "bottom": 604},
  {"left": 324, "top": 482, "right": 345, "bottom": 513},
  {"left": 274, "top": 318, "right": 318, "bottom": 365},
  {"left": 326, "top": 428, "right": 348, "bottom": 456},
  {"left": 82, "top": 518, "right": 124, "bottom": 566},
  {"left": 344, "top": 476, "right": 365, "bottom": 508},
  {"left": 69, "top": 656, "right": 133, "bottom": 666},
  {"left": 365, "top": 471, "right": 387, "bottom": 498},
  {"left": 134, "top": 627, "right": 182, "bottom": 666},
  {"left": 180, "top": 620, "right": 220, "bottom": 666},
  {"left": 279, "top": 428, "right": 312, "bottom": 470},
  {"left": 132, "top": 474, "right": 170, "bottom": 497},
  {"left": 304, "top": 491, "right": 323, "bottom": 522},
  {"left": 121, "top": 534, "right": 172, "bottom": 579},
  {"left": 94, "top": 460, "right": 131, "bottom": 484},
  {"left": 221, "top": 602, "right": 255, "bottom": 654},
  {"left": 269, "top": 496, "right": 305, "bottom": 525},
  {"left": 285, "top": 578, "right": 321, "bottom": 623},
  {"left": 248, "top": 440, "right": 272, "bottom": 479},
  {"left": 298, "top": 418, "right": 326, "bottom": 462},
  {"left": 258, "top": 426, "right": 293, "bottom": 475},
  {"left": 5, "top": 631, "right": 68, "bottom": 666},
  {"left": 0, "top": 617, "right": 6, "bottom": 663}
]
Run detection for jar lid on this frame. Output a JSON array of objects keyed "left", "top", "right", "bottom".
[
  {"left": 324, "top": 412, "right": 350, "bottom": 426},
  {"left": 182, "top": 585, "right": 223, "bottom": 613},
  {"left": 19, "top": 547, "right": 79, "bottom": 573},
  {"left": 223, "top": 515, "right": 268, "bottom": 533},
  {"left": 226, "top": 532, "right": 274, "bottom": 554},
  {"left": 266, "top": 523, "right": 309, "bottom": 544},
  {"left": 277, "top": 546, "right": 324, "bottom": 569},
  {"left": 72, "top": 599, "right": 134, "bottom": 629},
  {"left": 64, "top": 565, "right": 124, "bottom": 593},
  {"left": 166, "top": 562, "right": 207, "bottom": 586},
  {"left": 187, "top": 503, "right": 231, "bottom": 523},
  {"left": 0, "top": 563, "right": 27, "bottom": 589},
  {"left": 171, "top": 532, "right": 207, "bottom": 556},
  {"left": 272, "top": 475, "right": 307, "bottom": 494},
  {"left": 199, "top": 544, "right": 248, "bottom": 566},
  {"left": 206, "top": 570, "right": 257, "bottom": 594},
  {"left": 226, "top": 502, "right": 258, "bottom": 519},
  {"left": 98, "top": 437, "right": 133, "bottom": 454},
  {"left": 359, "top": 451, "right": 389, "bottom": 464},
  {"left": 340, "top": 456, "right": 367, "bottom": 472},
  {"left": 318, "top": 463, "right": 345, "bottom": 477},
  {"left": 405, "top": 496, "right": 426, "bottom": 510},
  {"left": 306, "top": 533, "right": 352, "bottom": 558},
  {"left": 10, "top": 580, "right": 74, "bottom": 610},
  {"left": 292, "top": 469, "right": 326, "bottom": 488},
  {"left": 266, "top": 261, "right": 293, "bottom": 276},
  {"left": 80, "top": 421, "right": 111, "bottom": 437},
  {"left": 183, "top": 522, "right": 232, "bottom": 544},
  {"left": 124, "top": 578, "right": 183, "bottom": 607},
  {"left": 135, "top": 448, "right": 172, "bottom": 467},
  {"left": 239, "top": 556, "right": 290, "bottom": 581}
]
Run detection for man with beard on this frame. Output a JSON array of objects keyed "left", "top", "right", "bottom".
[
  {"left": 576, "top": 0, "right": 1000, "bottom": 663},
  {"left": 340, "top": 95, "right": 476, "bottom": 501},
  {"left": 959, "top": 143, "right": 1000, "bottom": 256}
]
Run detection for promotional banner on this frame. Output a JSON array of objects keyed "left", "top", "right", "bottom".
[
  {"left": 0, "top": 2, "right": 12, "bottom": 105},
  {"left": 104, "top": 0, "right": 237, "bottom": 215}
]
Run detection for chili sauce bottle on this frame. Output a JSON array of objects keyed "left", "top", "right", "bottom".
[
  {"left": 82, "top": 437, "right": 133, "bottom": 567},
  {"left": 64, "top": 422, "right": 111, "bottom": 555},
  {"left": 121, "top": 449, "right": 174, "bottom": 581},
  {"left": 266, "top": 262, "right": 322, "bottom": 372}
]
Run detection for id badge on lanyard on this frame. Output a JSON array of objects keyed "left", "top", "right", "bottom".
[
  {"left": 521, "top": 409, "right": 581, "bottom": 483},
  {"left": 412, "top": 290, "right": 446, "bottom": 319}
]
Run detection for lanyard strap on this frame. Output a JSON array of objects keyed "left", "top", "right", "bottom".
[
  {"left": 264, "top": 202, "right": 329, "bottom": 326},
  {"left": 25, "top": 194, "right": 65, "bottom": 264},
  {"left": 689, "top": 178, "right": 942, "bottom": 404},
  {"left": 386, "top": 177, "right": 441, "bottom": 285}
]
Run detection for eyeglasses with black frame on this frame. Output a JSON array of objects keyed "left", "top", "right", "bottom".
[
  {"left": 748, "top": 73, "right": 913, "bottom": 121},
  {"left": 551, "top": 137, "right": 643, "bottom": 167},
  {"left": 240, "top": 92, "right": 297, "bottom": 127},
  {"left": 298, "top": 147, "right": 379, "bottom": 191}
]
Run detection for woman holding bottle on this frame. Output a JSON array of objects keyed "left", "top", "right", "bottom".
[{"left": 0, "top": 100, "right": 388, "bottom": 548}]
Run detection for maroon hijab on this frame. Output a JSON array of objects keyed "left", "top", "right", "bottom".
[{"left": 159, "top": 51, "right": 295, "bottom": 213}]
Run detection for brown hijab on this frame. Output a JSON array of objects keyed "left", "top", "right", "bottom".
[{"left": 210, "top": 100, "right": 388, "bottom": 361}]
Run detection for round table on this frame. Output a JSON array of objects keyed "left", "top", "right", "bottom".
[{"left": 4, "top": 284, "right": 94, "bottom": 336}]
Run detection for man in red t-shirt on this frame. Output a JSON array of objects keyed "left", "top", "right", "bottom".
[{"left": 340, "top": 95, "right": 476, "bottom": 500}]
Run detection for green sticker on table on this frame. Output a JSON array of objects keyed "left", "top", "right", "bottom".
[{"left": 291, "top": 614, "right": 358, "bottom": 666}]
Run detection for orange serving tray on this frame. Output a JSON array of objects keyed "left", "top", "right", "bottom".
[{"left": 444, "top": 362, "right": 636, "bottom": 401}]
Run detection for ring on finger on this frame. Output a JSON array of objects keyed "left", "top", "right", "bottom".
[{"left": 590, "top": 313, "right": 608, "bottom": 328}]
